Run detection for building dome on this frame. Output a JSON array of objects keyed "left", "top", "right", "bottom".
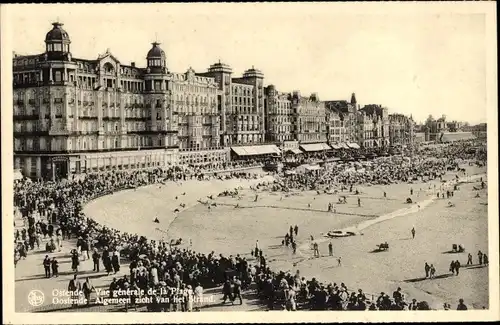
[
  {"left": 45, "top": 22, "right": 70, "bottom": 43},
  {"left": 147, "top": 42, "right": 165, "bottom": 59}
]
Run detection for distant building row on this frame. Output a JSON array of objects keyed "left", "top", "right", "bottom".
[{"left": 13, "top": 22, "right": 415, "bottom": 179}]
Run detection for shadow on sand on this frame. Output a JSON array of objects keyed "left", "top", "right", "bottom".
[
  {"left": 369, "top": 249, "right": 388, "bottom": 253},
  {"left": 404, "top": 273, "right": 454, "bottom": 283}
]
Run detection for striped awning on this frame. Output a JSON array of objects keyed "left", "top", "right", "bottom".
[
  {"left": 339, "top": 143, "right": 350, "bottom": 149},
  {"left": 299, "top": 143, "right": 331, "bottom": 152},
  {"left": 231, "top": 144, "right": 281, "bottom": 156}
]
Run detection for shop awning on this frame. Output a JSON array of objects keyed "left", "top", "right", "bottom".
[
  {"left": 231, "top": 144, "right": 281, "bottom": 156},
  {"left": 339, "top": 143, "right": 350, "bottom": 149},
  {"left": 347, "top": 143, "right": 361, "bottom": 149},
  {"left": 13, "top": 170, "right": 23, "bottom": 180},
  {"left": 331, "top": 144, "right": 341, "bottom": 150},
  {"left": 299, "top": 143, "right": 331, "bottom": 152},
  {"left": 288, "top": 148, "right": 303, "bottom": 154}
]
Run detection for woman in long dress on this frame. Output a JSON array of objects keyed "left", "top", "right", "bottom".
[
  {"left": 186, "top": 285, "right": 194, "bottom": 312},
  {"left": 194, "top": 283, "right": 203, "bottom": 311},
  {"left": 287, "top": 286, "right": 297, "bottom": 311},
  {"left": 150, "top": 263, "right": 159, "bottom": 286}
]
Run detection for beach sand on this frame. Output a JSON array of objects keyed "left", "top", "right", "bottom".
[{"left": 84, "top": 164, "right": 489, "bottom": 310}]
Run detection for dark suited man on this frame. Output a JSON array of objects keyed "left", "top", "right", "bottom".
[{"left": 92, "top": 249, "right": 101, "bottom": 272}]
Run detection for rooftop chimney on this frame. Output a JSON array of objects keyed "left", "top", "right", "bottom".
[{"left": 131, "top": 62, "right": 135, "bottom": 67}]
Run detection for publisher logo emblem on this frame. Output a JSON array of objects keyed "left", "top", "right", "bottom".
[{"left": 28, "top": 289, "right": 45, "bottom": 307}]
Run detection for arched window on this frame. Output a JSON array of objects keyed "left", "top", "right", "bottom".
[{"left": 103, "top": 62, "right": 114, "bottom": 74}]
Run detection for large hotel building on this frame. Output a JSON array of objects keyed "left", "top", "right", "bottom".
[
  {"left": 13, "top": 22, "right": 416, "bottom": 180},
  {"left": 13, "top": 22, "right": 267, "bottom": 179}
]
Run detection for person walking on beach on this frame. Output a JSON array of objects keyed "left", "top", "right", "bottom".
[
  {"left": 313, "top": 242, "right": 320, "bottom": 258},
  {"left": 294, "top": 225, "right": 298, "bottom": 236},
  {"left": 449, "top": 261, "right": 456, "bottom": 275},
  {"left": 411, "top": 227, "right": 416, "bottom": 239},
  {"left": 357, "top": 197, "right": 361, "bottom": 207},
  {"left": 478, "top": 250, "right": 483, "bottom": 264},
  {"left": 429, "top": 264, "right": 436, "bottom": 279},
  {"left": 337, "top": 256, "right": 342, "bottom": 266},
  {"left": 424, "top": 262, "right": 430, "bottom": 278},
  {"left": 454, "top": 260, "right": 461, "bottom": 275},
  {"left": 467, "top": 253, "right": 473, "bottom": 265},
  {"left": 328, "top": 242, "right": 333, "bottom": 256}
]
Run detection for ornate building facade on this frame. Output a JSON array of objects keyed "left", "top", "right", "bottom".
[
  {"left": 324, "top": 93, "right": 358, "bottom": 145},
  {"left": 13, "top": 22, "right": 227, "bottom": 179},
  {"left": 325, "top": 107, "right": 343, "bottom": 145},
  {"left": 263, "top": 85, "right": 294, "bottom": 143},
  {"left": 291, "top": 91, "right": 327, "bottom": 143},
  {"left": 14, "top": 22, "right": 424, "bottom": 179},
  {"left": 358, "top": 104, "right": 390, "bottom": 148},
  {"left": 388, "top": 113, "right": 415, "bottom": 147},
  {"left": 198, "top": 63, "right": 265, "bottom": 146}
]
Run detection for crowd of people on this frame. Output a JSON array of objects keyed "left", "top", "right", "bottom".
[{"left": 13, "top": 140, "right": 487, "bottom": 311}]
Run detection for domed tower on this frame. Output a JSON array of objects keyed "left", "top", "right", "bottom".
[
  {"left": 144, "top": 41, "right": 169, "bottom": 137},
  {"left": 45, "top": 22, "right": 72, "bottom": 61},
  {"left": 146, "top": 42, "right": 167, "bottom": 73}
]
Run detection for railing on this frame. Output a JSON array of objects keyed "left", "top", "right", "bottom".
[{"left": 179, "top": 146, "right": 226, "bottom": 152}]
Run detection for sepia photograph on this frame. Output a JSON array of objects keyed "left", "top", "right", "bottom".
[{"left": 1, "top": 2, "right": 498, "bottom": 324}]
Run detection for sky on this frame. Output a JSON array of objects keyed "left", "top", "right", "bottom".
[{"left": 3, "top": 3, "right": 493, "bottom": 124}]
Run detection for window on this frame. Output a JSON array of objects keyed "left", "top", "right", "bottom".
[
  {"left": 54, "top": 71, "right": 62, "bottom": 82},
  {"left": 53, "top": 43, "right": 62, "bottom": 51}
]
